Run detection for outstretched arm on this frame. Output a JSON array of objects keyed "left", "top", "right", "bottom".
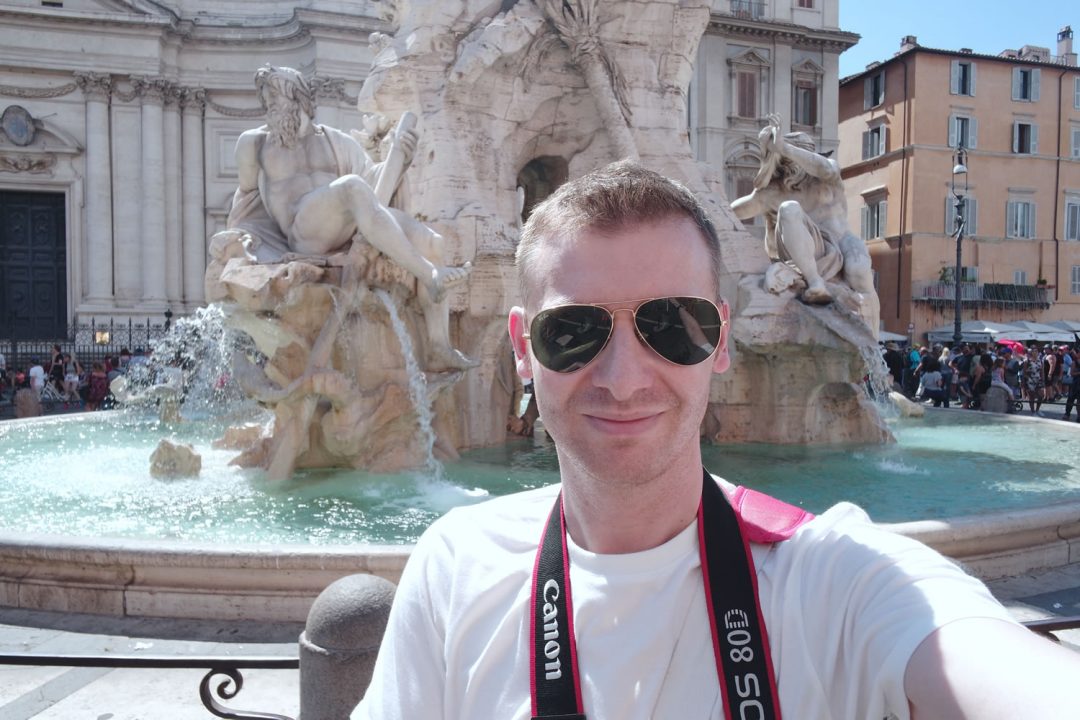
[
  {"left": 774, "top": 138, "right": 840, "bottom": 182},
  {"left": 730, "top": 190, "right": 764, "bottom": 221},
  {"left": 905, "top": 617, "right": 1080, "bottom": 718}
]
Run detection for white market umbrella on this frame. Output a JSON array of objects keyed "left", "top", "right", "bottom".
[
  {"left": 926, "top": 320, "right": 1033, "bottom": 344},
  {"left": 1001, "top": 320, "right": 1075, "bottom": 344}
]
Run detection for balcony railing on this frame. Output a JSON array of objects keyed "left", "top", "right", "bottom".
[
  {"left": 911, "top": 281, "right": 1053, "bottom": 309},
  {"left": 729, "top": 0, "right": 766, "bottom": 20}
]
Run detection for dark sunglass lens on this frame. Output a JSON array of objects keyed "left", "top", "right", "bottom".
[
  {"left": 635, "top": 297, "right": 722, "bottom": 365},
  {"left": 531, "top": 305, "right": 613, "bottom": 372}
]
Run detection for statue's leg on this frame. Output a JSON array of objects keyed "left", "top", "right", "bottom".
[
  {"left": 776, "top": 201, "right": 831, "bottom": 304},
  {"left": 390, "top": 209, "right": 476, "bottom": 371},
  {"left": 837, "top": 233, "right": 881, "bottom": 335},
  {"left": 291, "top": 176, "right": 449, "bottom": 300}
]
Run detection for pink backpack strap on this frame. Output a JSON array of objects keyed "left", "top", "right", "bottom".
[{"left": 724, "top": 485, "right": 814, "bottom": 543}]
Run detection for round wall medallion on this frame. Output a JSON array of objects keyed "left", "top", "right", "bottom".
[{"left": 1, "top": 105, "right": 36, "bottom": 146}]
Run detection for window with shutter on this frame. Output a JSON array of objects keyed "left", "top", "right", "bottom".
[
  {"left": 1014, "top": 270, "right": 1027, "bottom": 285},
  {"left": 1071, "top": 128, "right": 1080, "bottom": 158},
  {"left": 861, "top": 125, "right": 886, "bottom": 160},
  {"left": 949, "top": 116, "right": 975, "bottom": 149},
  {"left": 1013, "top": 122, "right": 1036, "bottom": 154},
  {"left": 737, "top": 70, "right": 758, "bottom": 118},
  {"left": 794, "top": 83, "right": 817, "bottom": 126},
  {"left": 1075, "top": 76, "right": 1080, "bottom": 109},
  {"left": 1072, "top": 266, "right": 1080, "bottom": 295},
  {"left": 1013, "top": 67, "right": 1039, "bottom": 101},
  {"left": 1066, "top": 202, "right": 1080, "bottom": 242},
  {"left": 1007, "top": 200, "right": 1034, "bottom": 239},
  {"left": 864, "top": 71, "right": 885, "bottom": 109},
  {"left": 950, "top": 61, "right": 974, "bottom": 96}
]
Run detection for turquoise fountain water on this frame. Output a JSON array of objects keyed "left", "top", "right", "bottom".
[{"left": 2, "top": 408, "right": 1080, "bottom": 545}]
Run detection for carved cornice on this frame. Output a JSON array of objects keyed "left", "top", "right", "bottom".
[
  {"left": 2, "top": 79, "right": 79, "bottom": 100},
  {"left": 708, "top": 16, "right": 859, "bottom": 52},
  {"left": 0, "top": 152, "right": 57, "bottom": 175}
]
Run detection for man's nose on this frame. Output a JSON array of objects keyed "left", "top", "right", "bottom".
[{"left": 588, "top": 311, "right": 653, "bottom": 400}]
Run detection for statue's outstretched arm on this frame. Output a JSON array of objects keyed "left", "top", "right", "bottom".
[
  {"left": 731, "top": 190, "right": 764, "bottom": 221},
  {"left": 776, "top": 140, "right": 840, "bottom": 182}
]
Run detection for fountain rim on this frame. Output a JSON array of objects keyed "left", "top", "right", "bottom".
[{"left": 2, "top": 410, "right": 1079, "bottom": 622}]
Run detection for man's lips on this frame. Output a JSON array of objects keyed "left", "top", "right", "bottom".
[{"left": 582, "top": 411, "right": 663, "bottom": 434}]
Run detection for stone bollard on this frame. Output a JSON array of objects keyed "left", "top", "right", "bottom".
[
  {"left": 299, "top": 573, "right": 396, "bottom": 720},
  {"left": 981, "top": 386, "right": 1011, "bottom": 414}
]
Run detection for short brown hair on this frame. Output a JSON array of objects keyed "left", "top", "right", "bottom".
[{"left": 516, "top": 160, "right": 722, "bottom": 308}]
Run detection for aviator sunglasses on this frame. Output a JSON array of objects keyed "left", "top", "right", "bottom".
[{"left": 524, "top": 296, "right": 724, "bottom": 373}]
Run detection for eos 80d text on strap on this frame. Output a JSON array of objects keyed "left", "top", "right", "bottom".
[{"left": 529, "top": 468, "right": 783, "bottom": 720}]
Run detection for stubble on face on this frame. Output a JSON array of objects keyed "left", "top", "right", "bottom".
[{"left": 527, "top": 218, "right": 720, "bottom": 493}]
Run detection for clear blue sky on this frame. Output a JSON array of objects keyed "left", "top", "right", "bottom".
[{"left": 839, "top": 2, "right": 1077, "bottom": 78}]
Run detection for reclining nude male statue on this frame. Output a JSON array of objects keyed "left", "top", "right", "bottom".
[
  {"left": 227, "top": 65, "right": 474, "bottom": 372},
  {"left": 731, "top": 114, "right": 880, "bottom": 335}
]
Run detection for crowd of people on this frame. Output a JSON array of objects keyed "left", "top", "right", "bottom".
[
  {"left": 0, "top": 345, "right": 153, "bottom": 417},
  {"left": 882, "top": 339, "right": 1080, "bottom": 418}
]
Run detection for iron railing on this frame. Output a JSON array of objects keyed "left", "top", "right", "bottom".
[
  {"left": 0, "top": 318, "right": 171, "bottom": 373},
  {"left": 729, "top": 0, "right": 766, "bottom": 20},
  {"left": 0, "top": 653, "right": 299, "bottom": 720},
  {"left": 911, "top": 281, "right": 1053, "bottom": 310}
]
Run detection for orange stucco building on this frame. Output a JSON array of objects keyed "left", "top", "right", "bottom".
[{"left": 838, "top": 29, "right": 1080, "bottom": 343}]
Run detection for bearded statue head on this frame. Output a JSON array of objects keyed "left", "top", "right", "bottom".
[{"left": 254, "top": 66, "right": 314, "bottom": 148}]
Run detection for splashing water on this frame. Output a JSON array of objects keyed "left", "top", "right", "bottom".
[
  {"left": 374, "top": 289, "right": 445, "bottom": 481},
  {"left": 121, "top": 305, "right": 258, "bottom": 421},
  {"left": 858, "top": 342, "right": 898, "bottom": 421}
]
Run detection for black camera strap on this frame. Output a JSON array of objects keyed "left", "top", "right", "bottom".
[{"left": 529, "top": 468, "right": 782, "bottom": 720}]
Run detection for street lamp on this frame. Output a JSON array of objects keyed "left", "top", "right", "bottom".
[{"left": 951, "top": 145, "right": 969, "bottom": 349}]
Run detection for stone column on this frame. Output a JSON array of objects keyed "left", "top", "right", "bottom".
[
  {"left": 163, "top": 84, "right": 184, "bottom": 307},
  {"left": 134, "top": 76, "right": 168, "bottom": 306},
  {"left": 74, "top": 72, "right": 114, "bottom": 304},
  {"left": 180, "top": 87, "right": 206, "bottom": 308},
  {"left": 111, "top": 82, "right": 144, "bottom": 303}
]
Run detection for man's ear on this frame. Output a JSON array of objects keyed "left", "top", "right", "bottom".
[
  {"left": 508, "top": 307, "right": 534, "bottom": 380},
  {"left": 711, "top": 300, "right": 731, "bottom": 375}
]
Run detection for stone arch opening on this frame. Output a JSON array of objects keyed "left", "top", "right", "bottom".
[{"left": 516, "top": 156, "right": 568, "bottom": 224}]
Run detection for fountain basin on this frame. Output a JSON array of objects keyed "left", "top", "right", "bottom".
[
  {"left": 2, "top": 410, "right": 1079, "bottom": 621},
  {"left": 1, "top": 501, "right": 1078, "bottom": 623}
]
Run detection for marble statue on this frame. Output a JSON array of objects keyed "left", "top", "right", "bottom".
[
  {"left": 205, "top": 66, "right": 478, "bottom": 480},
  {"left": 731, "top": 114, "right": 881, "bottom": 337},
  {"left": 228, "top": 66, "right": 474, "bottom": 372}
]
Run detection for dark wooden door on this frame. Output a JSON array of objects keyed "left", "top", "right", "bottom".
[{"left": 0, "top": 191, "right": 67, "bottom": 339}]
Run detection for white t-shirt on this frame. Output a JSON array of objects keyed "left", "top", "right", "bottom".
[
  {"left": 28, "top": 365, "right": 45, "bottom": 391},
  {"left": 354, "top": 481, "right": 1014, "bottom": 720}
]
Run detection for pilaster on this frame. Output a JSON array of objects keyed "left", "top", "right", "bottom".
[
  {"left": 110, "top": 78, "right": 143, "bottom": 303},
  {"left": 180, "top": 87, "right": 207, "bottom": 308},
  {"left": 74, "top": 71, "right": 114, "bottom": 304},
  {"left": 133, "top": 75, "right": 168, "bottom": 306},
  {"left": 163, "top": 82, "right": 183, "bottom": 307}
]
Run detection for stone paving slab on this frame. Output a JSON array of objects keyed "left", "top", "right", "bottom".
[
  {"left": 0, "top": 610, "right": 304, "bottom": 720},
  {"left": 2, "top": 565, "right": 1079, "bottom": 718}
]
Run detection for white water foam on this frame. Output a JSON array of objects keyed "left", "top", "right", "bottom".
[{"left": 374, "top": 289, "right": 445, "bottom": 482}]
